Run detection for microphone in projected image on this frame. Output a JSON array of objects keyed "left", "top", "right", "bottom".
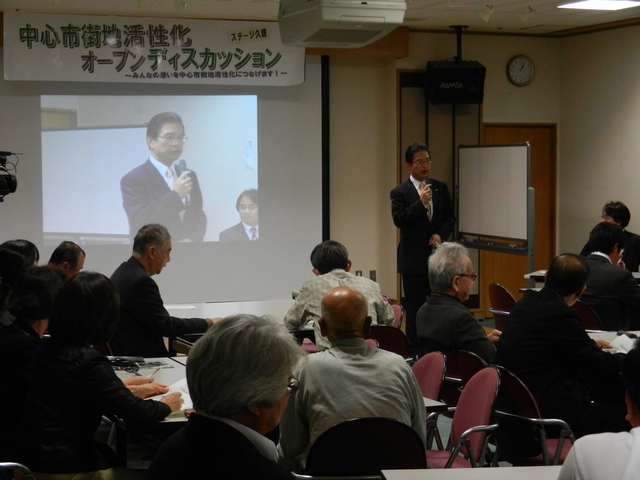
[
  {"left": 0, "top": 151, "right": 20, "bottom": 202},
  {"left": 174, "top": 158, "right": 191, "bottom": 206}
]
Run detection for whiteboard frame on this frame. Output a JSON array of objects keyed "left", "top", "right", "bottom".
[{"left": 455, "top": 143, "right": 535, "bottom": 272}]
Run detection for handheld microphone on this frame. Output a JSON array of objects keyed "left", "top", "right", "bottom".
[
  {"left": 175, "top": 159, "right": 191, "bottom": 206},
  {"left": 174, "top": 159, "right": 188, "bottom": 176}
]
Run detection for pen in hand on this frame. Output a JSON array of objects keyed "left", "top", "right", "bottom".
[{"left": 150, "top": 366, "right": 162, "bottom": 378}]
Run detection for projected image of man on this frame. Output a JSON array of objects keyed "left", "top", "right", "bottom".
[
  {"left": 219, "top": 189, "right": 259, "bottom": 241},
  {"left": 121, "top": 112, "right": 207, "bottom": 242}
]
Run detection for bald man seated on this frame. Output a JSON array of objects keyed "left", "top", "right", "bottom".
[{"left": 276, "top": 286, "right": 426, "bottom": 473}]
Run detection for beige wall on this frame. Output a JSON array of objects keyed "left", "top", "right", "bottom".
[
  {"left": 329, "top": 25, "right": 640, "bottom": 297},
  {"left": 559, "top": 25, "right": 640, "bottom": 259}
]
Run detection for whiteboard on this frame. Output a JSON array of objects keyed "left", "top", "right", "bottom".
[{"left": 458, "top": 144, "right": 529, "bottom": 240}]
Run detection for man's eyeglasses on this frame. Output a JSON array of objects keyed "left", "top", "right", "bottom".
[
  {"left": 287, "top": 376, "right": 300, "bottom": 396},
  {"left": 453, "top": 273, "right": 478, "bottom": 282},
  {"left": 412, "top": 158, "right": 432, "bottom": 165},
  {"left": 238, "top": 204, "right": 258, "bottom": 212},
  {"left": 158, "top": 134, "right": 187, "bottom": 143}
]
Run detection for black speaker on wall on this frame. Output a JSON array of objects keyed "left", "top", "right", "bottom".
[{"left": 425, "top": 60, "right": 486, "bottom": 105}]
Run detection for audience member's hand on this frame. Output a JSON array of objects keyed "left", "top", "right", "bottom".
[
  {"left": 122, "top": 375, "right": 153, "bottom": 387},
  {"left": 419, "top": 182, "right": 432, "bottom": 206},
  {"left": 487, "top": 329, "right": 502, "bottom": 343},
  {"left": 128, "top": 382, "right": 170, "bottom": 399},
  {"left": 172, "top": 171, "right": 193, "bottom": 199},
  {"left": 161, "top": 392, "right": 184, "bottom": 412},
  {"left": 428, "top": 234, "right": 442, "bottom": 247},
  {"left": 206, "top": 317, "right": 223, "bottom": 327},
  {"left": 595, "top": 338, "right": 613, "bottom": 349},
  {"left": 184, "top": 408, "right": 195, "bottom": 418}
]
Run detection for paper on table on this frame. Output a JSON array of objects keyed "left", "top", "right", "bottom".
[
  {"left": 608, "top": 334, "right": 636, "bottom": 354},
  {"left": 152, "top": 377, "right": 193, "bottom": 411}
]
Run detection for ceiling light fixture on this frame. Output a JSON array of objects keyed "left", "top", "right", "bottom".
[
  {"left": 558, "top": 0, "right": 640, "bottom": 10},
  {"left": 479, "top": 4, "right": 495, "bottom": 21},
  {"left": 519, "top": 5, "right": 536, "bottom": 22}
]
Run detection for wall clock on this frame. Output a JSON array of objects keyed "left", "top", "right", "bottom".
[{"left": 507, "top": 55, "right": 535, "bottom": 87}]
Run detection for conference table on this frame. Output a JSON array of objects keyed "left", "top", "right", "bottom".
[
  {"left": 526, "top": 269, "right": 640, "bottom": 288},
  {"left": 165, "top": 298, "right": 295, "bottom": 320},
  {"left": 166, "top": 299, "right": 297, "bottom": 354}
]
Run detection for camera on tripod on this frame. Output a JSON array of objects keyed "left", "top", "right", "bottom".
[{"left": 0, "top": 151, "right": 19, "bottom": 202}]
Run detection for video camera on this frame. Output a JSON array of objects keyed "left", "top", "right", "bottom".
[{"left": 0, "top": 152, "right": 19, "bottom": 201}]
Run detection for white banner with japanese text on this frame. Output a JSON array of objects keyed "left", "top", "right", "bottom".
[{"left": 3, "top": 12, "right": 305, "bottom": 86}]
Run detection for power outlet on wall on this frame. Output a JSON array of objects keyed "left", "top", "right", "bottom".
[{"left": 369, "top": 270, "right": 376, "bottom": 282}]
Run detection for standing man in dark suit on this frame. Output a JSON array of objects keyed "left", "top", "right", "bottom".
[
  {"left": 219, "top": 189, "right": 259, "bottom": 241},
  {"left": 121, "top": 112, "right": 207, "bottom": 242},
  {"left": 110, "top": 224, "right": 217, "bottom": 357},
  {"left": 580, "top": 222, "right": 640, "bottom": 331},
  {"left": 390, "top": 143, "right": 455, "bottom": 352},
  {"left": 580, "top": 201, "right": 640, "bottom": 272}
]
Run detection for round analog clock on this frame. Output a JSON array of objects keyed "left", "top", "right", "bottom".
[{"left": 507, "top": 55, "right": 535, "bottom": 87}]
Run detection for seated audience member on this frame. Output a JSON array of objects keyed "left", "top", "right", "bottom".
[
  {"left": 0, "top": 266, "right": 64, "bottom": 460},
  {"left": 276, "top": 286, "right": 425, "bottom": 472},
  {"left": 580, "top": 222, "right": 640, "bottom": 331},
  {"left": 110, "top": 223, "right": 217, "bottom": 357},
  {"left": 147, "top": 315, "right": 303, "bottom": 480},
  {"left": 14, "top": 271, "right": 183, "bottom": 479},
  {"left": 47, "top": 240, "right": 86, "bottom": 279},
  {"left": 581, "top": 200, "right": 640, "bottom": 272},
  {"left": 284, "top": 240, "right": 394, "bottom": 351},
  {"left": 0, "top": 239, "right": 39, "bottom": 326},
  {"left": 495, "top": 254, "right": 628, "bottom": 438},
  {"left": 558, "top": 344, "right": 640, "bottom": 480},
  {"left": 219, "top": 188, "right": 259, "bottom": 241},
  {"left": 416, "top": 242, "right": 501, "bottom": 363}
]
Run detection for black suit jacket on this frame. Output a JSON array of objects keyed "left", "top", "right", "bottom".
[
  {"left": 219, "top": 221, "right": 251, "bottom": 241},
  {"left": 0, "top": 319, "right": 41, "bottom": 460},
  {"left": 109, "top": 256, "right": 208, "bottom": 357},
  {"left": 147, "top": 414, "right": 294, "bottom": 480},
  {"left": 121, "top": 159, "right": 207, "bottom": 241},
  {"left": 416, "top": 293, "right": 497, "bottom": 363},
  {"left": 16, "top": 339, "right": 171, "bottom": 473},
  {"left": 580, "top": 229, "right": 640, "bottom": 273},
  {"left": 390, "top": 177, "right": 455, "bottom": 275},
  {"left": 495, "top": 287, "right": 623, "bottom": 431},
  {"left": 580, "top": 254, "right": 640, "bottom": 331}
]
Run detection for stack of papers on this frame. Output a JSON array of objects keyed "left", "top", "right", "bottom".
[
  {"left": 151, "top": 378, "right": 193, "bottom": 420},
  {"left": 608, "top": 334, "right": 636, "bottom": 354}
]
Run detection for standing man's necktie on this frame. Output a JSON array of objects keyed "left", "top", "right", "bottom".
[
  {"left": 420, "top": 182, "right": 432, "bottom": 221},
  {"left": 166, "top": 167, "right": 175, "bottom": 188},
  {"left": 250, "top": 227, "right": 258, "bottom": 240}
]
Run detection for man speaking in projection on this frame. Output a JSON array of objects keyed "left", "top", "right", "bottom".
[{"left": 121, "top": 112, "right": 207, "bottom": 242}]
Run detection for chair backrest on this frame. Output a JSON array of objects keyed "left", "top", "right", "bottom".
[
  {"left": 438, "top": 350, "right": 462, "bottom": 407},
  {"left": 450, "top": 367, "right": 500, "bottom": 463},
  {"left": 493, "top": 365, "right": 545, "bottom": 459},
  {"left": 457, "top": 350, "right": 489, "bottom": 386},
  {"left": 391, "top": 303, "right": 404, "bottom": 329},
  {"left": 488, "top": 310, "right": 510, "bottom": 331},
  {"left": 0, "top": 462, "right": 34, "bottom": 480},
  {"left": 367, "top": 325, "right": 408, "bottom": 358},
  {"left": 411, "top": 351, "right": 446, "bottom": 400},
  {"left": 571, "top": 299, "right": 603, "bottom": 330},
  {"left": 488, "top": 283, "right": 517, "bottom": 312},
  {"left": 304, "top": 417, "right": 427, "bottom": 476},
  {"left": 365, "top": 338, "right": 379, "bottom": 348}
]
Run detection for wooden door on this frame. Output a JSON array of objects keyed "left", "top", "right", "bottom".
[{"left": 479, "top": 124, "right": 557, "bottom": 316}]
